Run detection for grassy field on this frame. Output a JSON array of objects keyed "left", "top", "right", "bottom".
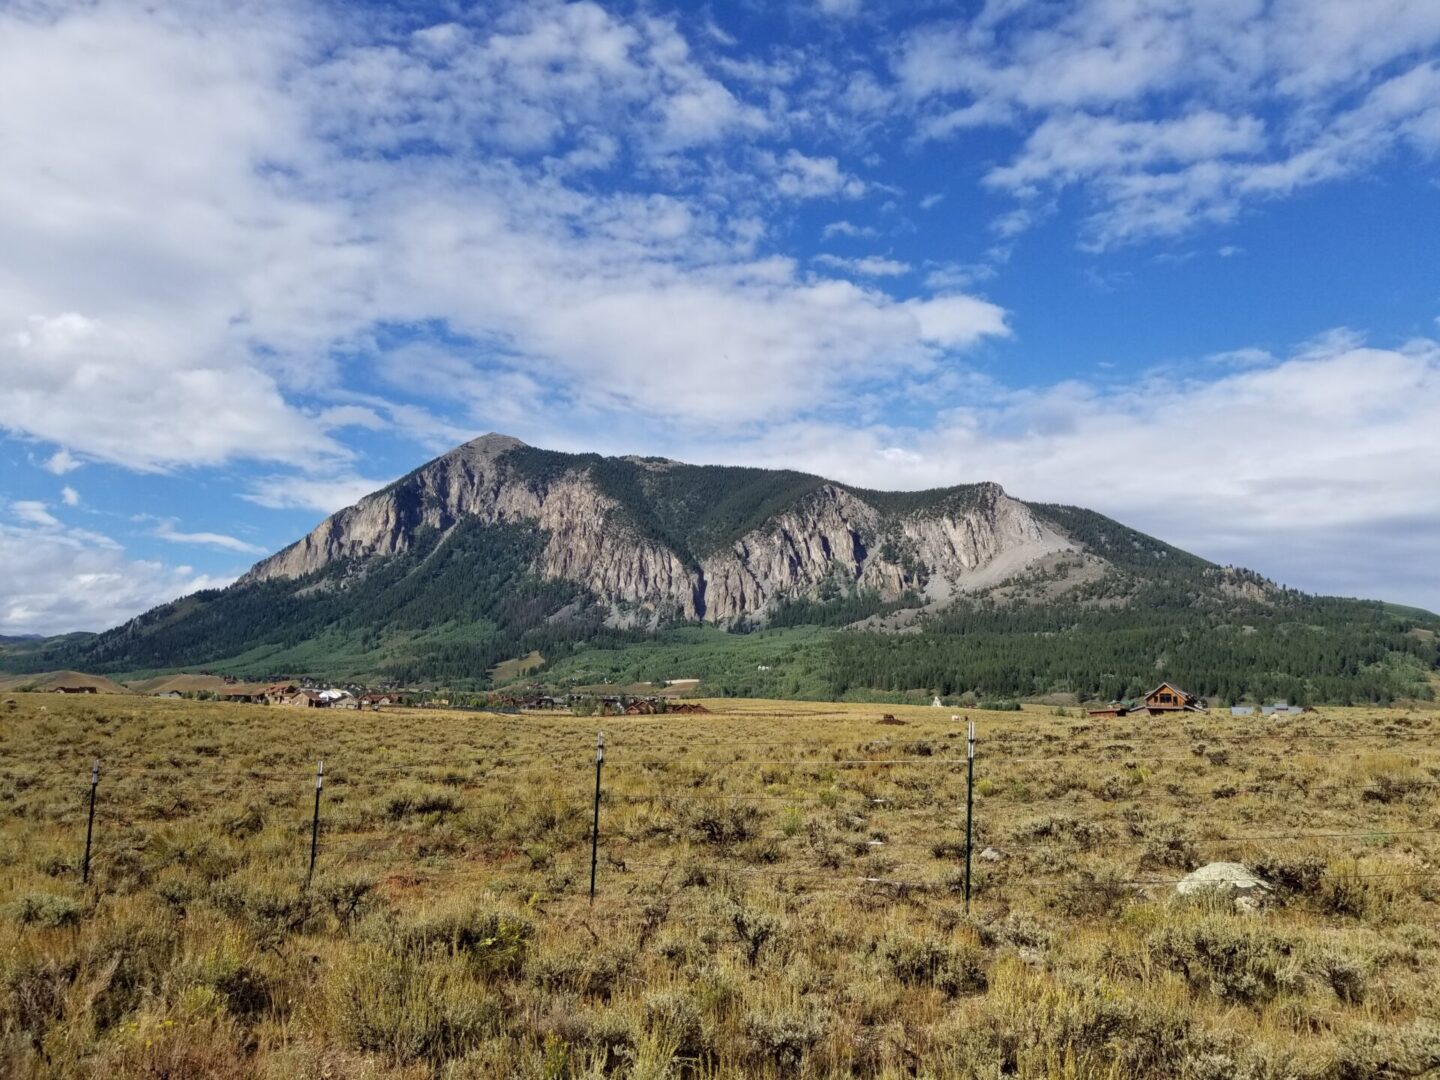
[{"left": 2, "top": 694, "right": 1439, "bottom": 1078}]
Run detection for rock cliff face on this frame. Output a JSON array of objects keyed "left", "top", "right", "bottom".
[{"left": 241, "top": 434, "right": 1073, "bottom": 625}]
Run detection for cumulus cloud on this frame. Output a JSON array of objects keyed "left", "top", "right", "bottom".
[
  {"left": 0, "top": 524, "right": 230, "bottom": 636},
  {"left": 0, "top": 0, "right": 1005, "bottom": 466},
  {"left": 898, "top": 0, "right": 1440, "bottom": 246},
  {"left": 60, "top": 486, "right": 80, "bottom": 507},
  {"left": 821, "top": 220, "right": 878, "bottom": 239},
  {"left": 0, "top": 314, "right": 348, "bottom": 472},
  {"left": 770, "top": 150, "right": 866, "bottom": 199},
  {"left": 44, "top": 449, "right": 81, "bottom": 475}
]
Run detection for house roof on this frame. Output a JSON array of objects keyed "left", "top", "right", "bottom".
[{"left": 1144, "top": 681, "right": 1193, "bottom": 700}]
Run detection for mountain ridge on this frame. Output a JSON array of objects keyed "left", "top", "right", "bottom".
[
  {"left": 3, "top": 434, "right": 1436, "bottom": 704},
  {"left": 240, "top": 432, "right": 1122, "bottom": 626}
]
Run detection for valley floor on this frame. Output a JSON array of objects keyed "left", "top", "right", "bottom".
[{"left": 2, "top": 695, "right": 1439, "bottom": 1077}]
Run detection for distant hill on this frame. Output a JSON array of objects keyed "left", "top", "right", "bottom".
[
  {"left": 0, "top": 670, "right": 132, "bottom": 695},
  {"left": 4, "top": 435, "right": 1437, "bottom": 704},
  {"left": 126, "top": 673, "right": 241, "bottom": 696}
]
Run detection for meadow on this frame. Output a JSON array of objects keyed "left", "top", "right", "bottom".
[{"left": 1, "top": 693, "right": 1438, "bottom": 1078}]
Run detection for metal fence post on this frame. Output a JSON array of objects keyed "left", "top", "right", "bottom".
[
  {"left": 589, "top": 731, "right": 604, "bottom": 904},
  {"left": 82, "top": 759, "right": 99, "bottom": 884},
  {"left": 306, "top": 760, "right": 324, "bottom": 887},
  {"left": 964, "top": 718, "right": 975, "bottom": 914}
]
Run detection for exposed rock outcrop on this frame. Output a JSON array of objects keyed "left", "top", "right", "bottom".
[{"left": 241, "top": 433, "right": 1075, "bottom": 625}]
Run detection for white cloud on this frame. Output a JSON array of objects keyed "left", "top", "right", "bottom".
[
  {"left": 821, "top": 220, "right": 877, "bottom": 239},
  {"left": 898, "top": 1, "right": 1440, "bottom": 246},
  {"left": 153, "top": 519, "right": 267, "bottom": 555},
  {"left": 12, "top": 501, "right": 60, "bottom": 528},
  {"left": 0, "top": 523, "right": 229, "bottom": 636},
  {"left": 0, "top": 0, "right": 1006, "bottom": 468},
  {"left": 1206, "top": 346, "right": 1274, "bottom": 367},
  {"left": 60, "top": 486, "right": 80, "bottom": 507},
  {"left": 0, "top": 314, "right": 349, "bottom": 472},
  {"left": 44, "top": 449, "right": 81, "bottom": 475},
  {"left": 770, "top": 150, "right": 866, "bottom": 199},
  {"left": 986, "top": 112, "right": 1266, "bottom": 193},
  {"left": 241, "top": 474, "right": 394, "bottom": 515},
  {"left": 813, "top": 254, "right": 910, "bottom": 277}
]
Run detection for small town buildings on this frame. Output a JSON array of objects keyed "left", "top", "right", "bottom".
[
  {"left": 1231, "top": 706, "right": 1255, "bottom": 716},
  {"left": 262, "top": 683, "right": 299, "bottom": 704},
  {"left": 284, "top": 689, "right": 325, "bottom": 708}
]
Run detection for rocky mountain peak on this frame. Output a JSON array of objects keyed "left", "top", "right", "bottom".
[
  {"left": 445, "top": 432, "right": 528, "bottom": 461},
  {"left": 236, "top": 439, "right": 1108, "bottom": 624}
]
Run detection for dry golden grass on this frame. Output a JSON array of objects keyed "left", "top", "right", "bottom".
[{"left": 2, "top": 693, "right": 1439, "bottom": 1078}]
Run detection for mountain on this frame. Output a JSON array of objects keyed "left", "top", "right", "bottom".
[
  {"left": 6, "top": 435, "right": 1437, "bottom": 703},
  {"left": 239, "top": 433, "right": 1090, "bottom": 623}
]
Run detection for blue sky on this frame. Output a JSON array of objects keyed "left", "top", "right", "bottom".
[{"left": 2, "top": 0, "right": 1439, "bottom": 633}]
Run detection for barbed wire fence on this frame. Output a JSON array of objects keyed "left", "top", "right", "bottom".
[{"left": 67, "top": 713, "right": 1440, "bottom": 906}]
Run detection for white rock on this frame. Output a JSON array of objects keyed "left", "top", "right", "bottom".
[
  {"left": 1176, "top": 862, "right": 1272, "bottom": 903},
  {"left": 979, "top": 847, "right": 1003, "bottom": 861}
]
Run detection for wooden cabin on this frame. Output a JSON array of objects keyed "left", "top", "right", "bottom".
[
  {"left": 1087, "top": 702, "right": 1131, "bottom": 719},
  {"left": 1143, "top": 681, "right": 1205, "bottom": 716}
]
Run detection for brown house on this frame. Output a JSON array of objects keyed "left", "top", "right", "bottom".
[
  {"left": 1087, "top": 702, "right": 1132, "bottom": 719},
  {"left": 1143, "top": 681, "right": 1205, "bottom": 716},
  {"left": 262, "top": 683, "right": 299, "bottom": 704}
]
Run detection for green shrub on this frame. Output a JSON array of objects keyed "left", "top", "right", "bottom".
[
  {"left": 686, "top": 803, "right": 761, "bottom": 844},
  {"left": 210, "top": 874, "right": 317, "bottom": 948},
  {"left": 11, "top": 892, "right": 81, "bottom": 928},
  {"left": 744, "top": 1004, "right": 826, "bottom": 1069},
  {"left": 387, "top": 786, "right": 463, "bottom": 820},
  {"left": 328, "top": 946, "right": 501, "bottom": 1064},
  {"left": 644, "top": 991, "right": 707, "bottom": 1059},
  {"left": 1051, "top": 868, "right": 1133, "bottom": 918},
  {"left": 316, "top": 871, "right": 378, "bottom": 925},
  {"left": 729, "top": 903, "right": 782, "bottom": 966},
  {"left": 1332, "top": 1021, "right": 1440, "bottom": 1079},
  {"left": 880, "top": 931, "right": 987, "bottom": 995},
  {"left": 188, "top": 937, "right": 273, "bottom": 1021},
  {"left": 381, "top": 901, "right": 533, "bottom": 977},
  {"left": 1147, "top": 919, "right": 1302, "bottom": 1005}
]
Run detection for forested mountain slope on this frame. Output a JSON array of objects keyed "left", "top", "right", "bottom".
[{"left": 5, "top": 435, "right": 1436, "bottom": 703}]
